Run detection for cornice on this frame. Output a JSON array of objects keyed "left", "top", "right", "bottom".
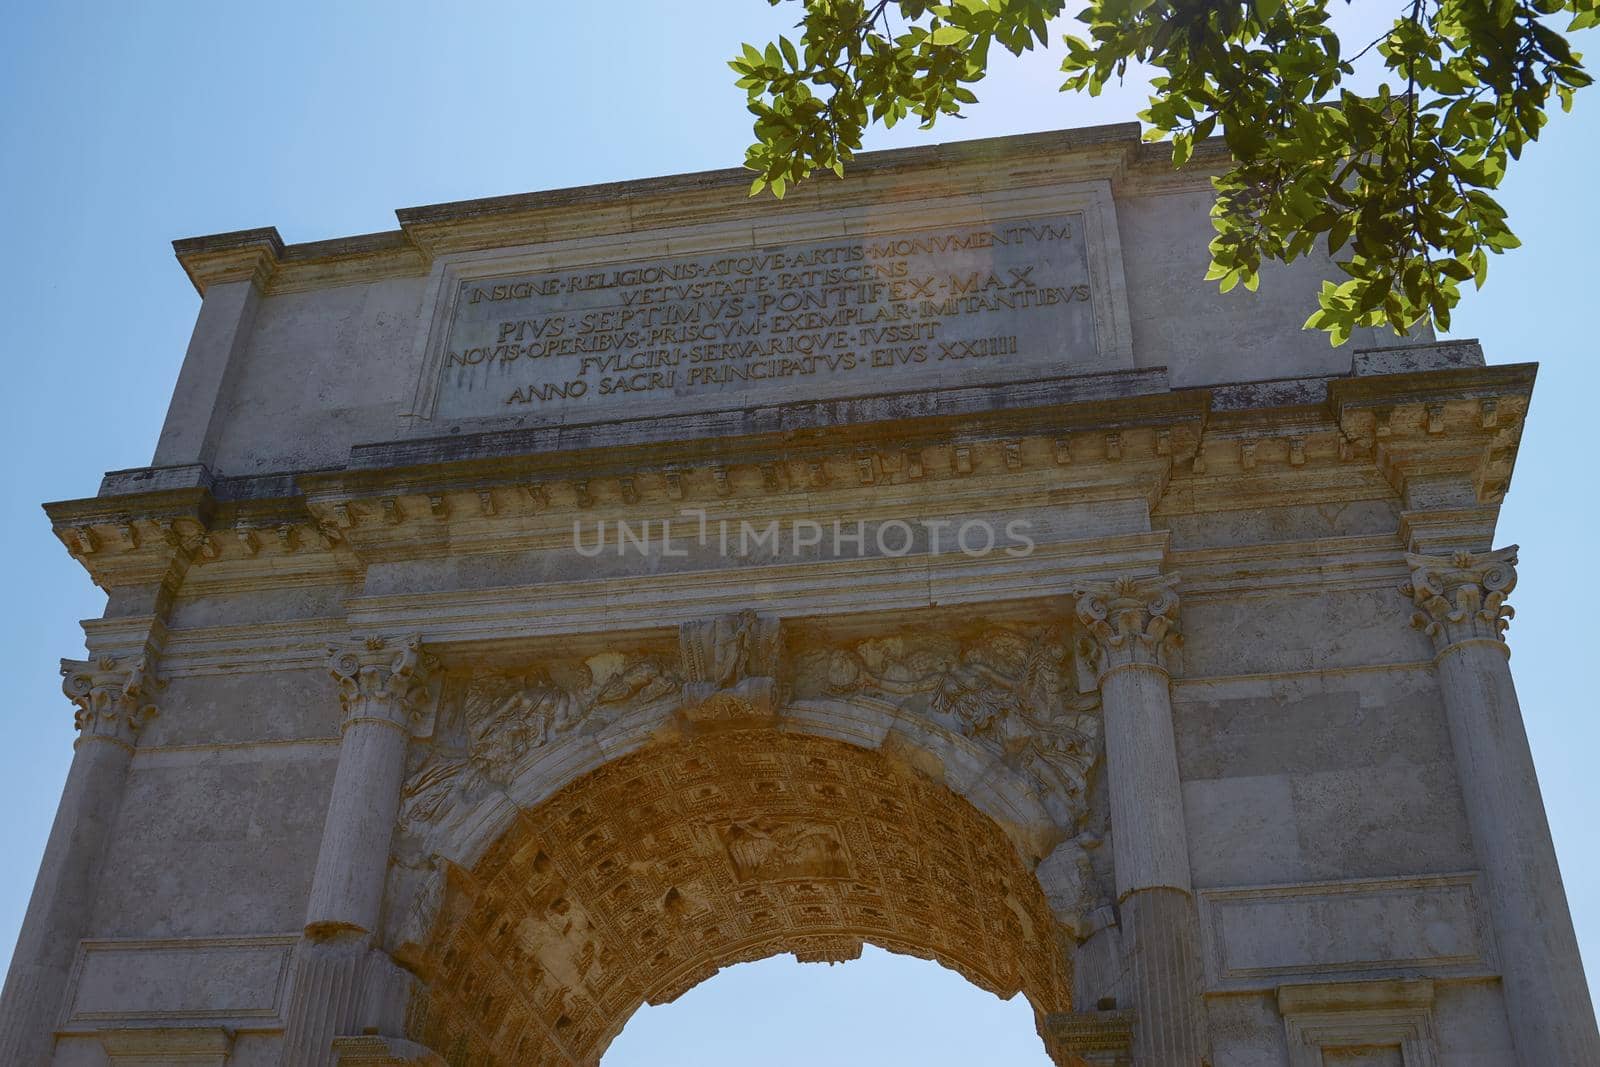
[
  {"left": 303, "top": 463, "right": 1166, "bottom": 571},
  {"left": 46, "top": 353, "right": 1530, "bottom": 601},
  {"left": 1328, "top": 360, "right": 1535, "bottom": 412},
  {"left": 397, "top": 124, "right": 1134, "bottom": 250},
  {"left": 42, "top": 486, "right": 214, "bottom": 595},
  {"left": 257, "top": 231, "right": 430, "bottom": 297},
  {"left": 400, "top": 124, "right": 1139, "bottom": 227},
  {"left": 46, "top": 388, "right": 1206, "bottom": 585},
  {"left": 172, "top": 124, "right": 1241, "bottom": 297},
  {"left": 169, "top": 125, "right": 1267, "bottom": 303},
  {"left": 167, "top": 125, "right": 1259, "bottom": 300},
  {"left": 1329, "top": 361, "right": 1535, "bottom": 505},
  {"left": 45, "top": 485, "right": 213, "bottom": 529},
  {"left": 170, "top": 227, "right": 283, "bottom": 296},
  {"left": 1116, "top": 138, "right": 1232, "bottom": 196},
  {"left": 301, "top": 424, "right": 1189, "bottom": 561}
]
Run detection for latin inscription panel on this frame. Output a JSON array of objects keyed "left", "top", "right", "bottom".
[{"left": 432, "top": 212, "right": 1107, "bottom": 423}]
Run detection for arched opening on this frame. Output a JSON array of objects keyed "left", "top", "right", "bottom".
[
  {"left": 602, "top": 944, "right": 1055, "bottom": 1065},
  {"left": 405, "top": 728, "right": 1072, "bottom": 1064}
]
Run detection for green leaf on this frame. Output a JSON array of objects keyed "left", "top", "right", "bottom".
[
  {"left": 729, "top": 0, "right": 1587, "bottom": 340},
  {"left": 1172, "top": 131, "right": 1193, "bottom": 166}
]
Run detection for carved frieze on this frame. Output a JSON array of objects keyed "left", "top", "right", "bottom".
[
  {"left": 60, "top": 652, "right": 162, "bottom": 748},
  {"left": 1399, "top": 545, "right": 1518, "bottom": 653},
  {"left": 397, "top": 653, "right": 683, "bottom": 841},
  {"left": 795, "top": 626, "right": 1101, "bottom": 810},
  {"left": 388, "top": 653, "right": 683, "bottom": 967}
]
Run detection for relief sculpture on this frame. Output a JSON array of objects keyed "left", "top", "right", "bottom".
[
  {"left": 395, "top": 654, "right": 681, "bottom": 844},
  {"left": 678, "top": 610, "right": 784, "bottom": 723},
  {"left": 389, "top": 621, "right": 1104, "bottom": 984},
  {"left": 797, "top": 626, "right": 1103, "bottom": 817},
  {"left": 388, "top": 653, "right": 682, "bottom": 963},
  {"left": 400, "top": 655, "right": 681, "bottom": 831},
  {"left": 716, "top": 818, "right": 852, "bottom": 882}
]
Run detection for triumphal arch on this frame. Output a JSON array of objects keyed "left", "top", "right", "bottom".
[{"left": 3, "top": 124, "right": 1595, "bottom": 1066}]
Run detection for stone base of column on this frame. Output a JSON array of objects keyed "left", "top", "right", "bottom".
[
  {"left": 281, "top": 934, "right": 367, "bottom": 1067},
  {"left": 1120, "top": 887, "right": 1211, "bottom": 1067}
]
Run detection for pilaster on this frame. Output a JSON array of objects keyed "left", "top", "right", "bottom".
[
  {"left": 1398, "top": 547, "right": 1598, "bottom": 1065},
  {"left": 0, "top": 653, "right": 163, "bottom": 1066},
  {"left": 1074, "top": 576, "right": 1186, "bottom": 894},
  {"left": 1073, "top": 575, "right": 1210, "bottom": 1066},
  {"left": 282, "top": 636, "right": 437, "bottom": 1067},
  {"left": 59, "top": 653, "right": 162, "bottom": 750}
]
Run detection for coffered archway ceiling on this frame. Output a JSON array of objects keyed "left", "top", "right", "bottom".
[{"left": 408, "top": 728, "right": 1072, "bottom": 1065}]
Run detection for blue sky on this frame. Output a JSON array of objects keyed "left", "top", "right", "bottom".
[{"left": 0, "top": 4, "right": 1594, "bottom": 1062}]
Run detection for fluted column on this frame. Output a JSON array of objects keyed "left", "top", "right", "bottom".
[
  {"left": 1075, "top": 577, "right": 1211, "bottom": 1067},
  {"left": 281, "top": 636, "right": 435, "bottom": 1067},
  {"left": 1400, "top": 547, "right": 1599, "bottom": 1065},
  {"left": 0, "top": 654, "right": 161, "bottom": 1066}
]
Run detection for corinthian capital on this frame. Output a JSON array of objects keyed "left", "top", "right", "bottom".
[
  {"left": 327, "top": 635, "right": 439, "bottom": 734},
  {"left": 1399, "top": 545, "right": 1518, "bottom": 653},
  {"left": 1074, "top": 575, "right": 1182, "bottom": 680},
  {"left": 60, "top": 653, "right": 162, "bottom": 748}
]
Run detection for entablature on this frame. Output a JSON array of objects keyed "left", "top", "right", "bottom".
[{"left": 45, "top": 348, "right": 1531, "bottom": 604}]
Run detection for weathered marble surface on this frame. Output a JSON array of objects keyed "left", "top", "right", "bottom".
[{"left": 4, "top": 125, "right": 1594, "bottom": 1067}]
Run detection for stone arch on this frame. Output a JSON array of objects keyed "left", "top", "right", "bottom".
[
  {"left": 387, "top": 620, "right": 1106, "bottom": 916},
  {"left": 403, "top": 727, "right": 1075, "bottom": 1065}
]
